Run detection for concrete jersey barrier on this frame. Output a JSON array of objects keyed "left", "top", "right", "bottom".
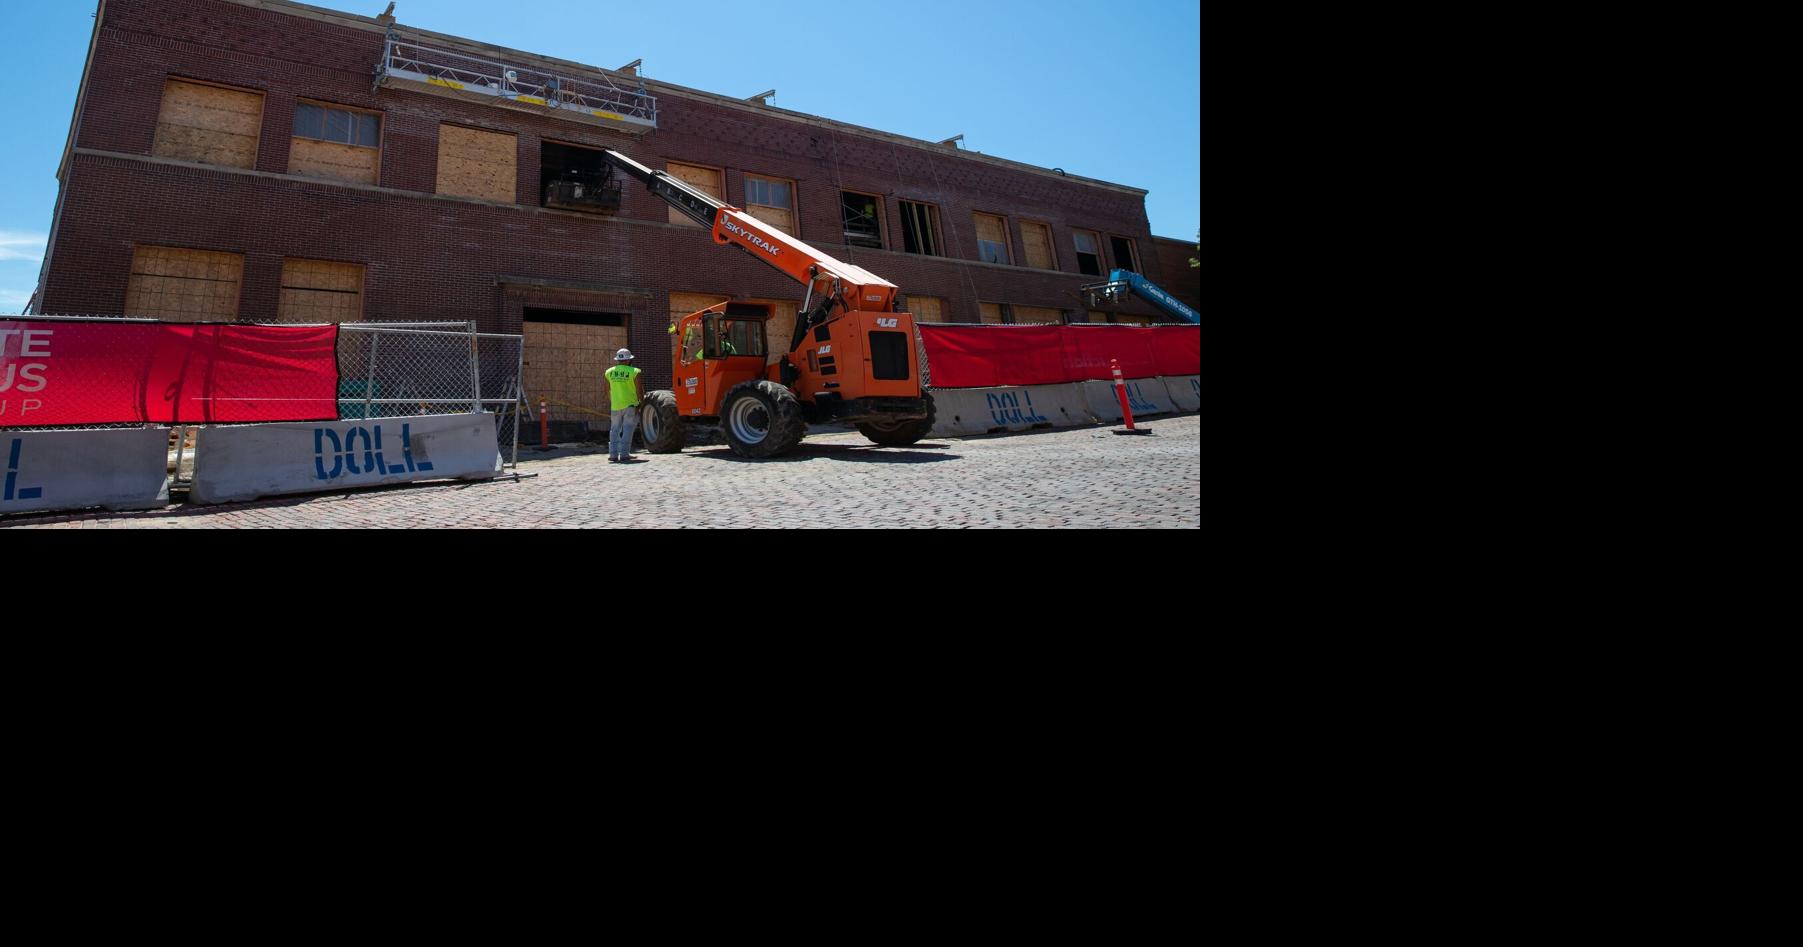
[
  {"left": 1082, "top": 378, "right": 1175, "bottom": 423},
  {"left": 1164, "top": 375, "right": 1201, "bottom": 412},
  {"left": 2, "top": 428, "right": 171, "bottom": 515},
  {"left": 191, "top": 412, "right": 500, "bottom": 505},
  {"left": 930, "top": 384, "right": 1094, "bottom": 436}
]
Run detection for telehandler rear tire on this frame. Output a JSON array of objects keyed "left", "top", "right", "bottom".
[
  {"left": 856, "top": 392, "right": 937, "bottom": 447},
  {"left": 721, "top": 380, "right": 805, "bottom": 458},
  {"left": 640, "top": 390, "right": 684, "bottom": 454}
]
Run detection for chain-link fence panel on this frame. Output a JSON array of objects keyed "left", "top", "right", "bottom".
[
  {"left": 476, "top": 332, "right": 524, "bottom": 468},
  {"left": 337, "top": 323, "right": 482, "bottom": 419},
  {"left": 336, "top": 322, "right": 524, "bottom": 467}
]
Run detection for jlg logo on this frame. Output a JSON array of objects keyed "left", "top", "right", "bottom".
[{"left": 876, "top": 318, "right": 899, "bottom": 328}]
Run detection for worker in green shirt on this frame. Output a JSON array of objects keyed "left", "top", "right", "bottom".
[{"left": 604, "top": 348, "right": 643, "bottom": 463}]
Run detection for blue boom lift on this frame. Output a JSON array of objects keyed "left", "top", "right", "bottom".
[{"left": 1081, "top": 269, "right": 1199, "bottom": 324}]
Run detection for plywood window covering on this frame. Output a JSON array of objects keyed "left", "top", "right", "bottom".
[
  {"left": 278, "top": 259, "right": 365, "bottom": 323},
  {"left": 1021, "top": 221, "right": 1056, "bottom": 270},
  {"left": 522, "top": 316, "right": 630, "bottom": 425},
  {"left": 979, "top": 302, "right": 1008, "bottom": 325},
  {"left": 437, "top": 124, "right": 517, "bottom": 203},
  {"left": 1114, "top": 313, "right": 1154, "bottom": 326},
  {"left": 974, "top": 213, "right": 1010, "bottom": 265},
  {"left": 842, "top": 192, "right": 883, "bottom": 248},
  {"left": 744, "top": 175, "right": 796, "bottom": 236},
  {"left": 152, "top": 79, "right": 264, "bottom": 169},
  {"left": 1013, "top": 306, "right": 1063, "bottom": 325},
  {"left": 666, "top": 162, "right": 723, "bottom": 226},
  {"left": 125, "top": 246, "right": 243, "bottom": 321},
  {"left": 1074, "top": 230, "right": 1104, "bottom": 276},
  {"left": 907, "top": 296, "right": 945, "bottom": 324},
  {"left": 1109, "top": 235, "right": 1139, "bottom": 272},
  {"left": 291, "top": 101, "right": 381, "bottom": 185},
  {"left": 899, "top": 200, "right": 942, "bottom": 256}
]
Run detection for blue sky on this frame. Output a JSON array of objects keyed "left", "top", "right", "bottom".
[{"left": 0, "top": 0, "right": 1200, "bottom": 314}]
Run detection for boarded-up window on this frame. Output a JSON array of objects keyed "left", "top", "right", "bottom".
[
  {"left": 125, "top": 246, "right": 243, "bottom": 321},
  {"left": 908, "top": 296, "right": 945, "bottom": 324},
  {"left": 1022, "top": 221, "right": 1056, "bottom": 270},
  {"left": 152, "top": 79, "right": 263, "bottom": 169},
  {"left": 278, "top": 259, "right": 364, "bottom": 322},
  {"left": 437, "top": 124, "right": 517, "bottom": 203},
  {"left": 979, "top": 303, "right": 1007, "bottom": 325},
  {"left": 523, "top": 311, "right": 629, "bottom": 428},
  {"left": 1013, "top": 306, "right": 1063, "bottom": 325},
  {"left": 1079, "top": 311, "right": 1103, "bottom": 323},
  {"left": 747, "top": 298, "right": 801, "bottom": 364},
  {"left": 1114, "top": 313, "right": 1154, "bottom": 326},
  {"left": 1074, "top": 230, "right": 1103, "bottom": 276},
  {"left": 670, "top": 292, "right": 729, "bottom": 356},
  {"left": 291, "top": 102, "right": 380, "bottom": 185},
  {"left": 667, "top": 162, "right": 722, "bottom": 226},
  {"left": 974, "top": 213, "right": 1010, "bottom": 265},
  {"left": 745, "top": 175, "right": 795, "bottom": 236}
]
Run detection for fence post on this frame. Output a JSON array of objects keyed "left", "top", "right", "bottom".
[
  {"left": 512, "top": 345, "right": 525, "bottom": 467},
  {"left": 468, "top": 321, "right": 482, "bottom": 415},
  {"left": 364, "top": 332, "right": 379, "bottom": 420}
]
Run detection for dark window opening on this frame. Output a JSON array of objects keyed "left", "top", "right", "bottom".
[
  {"left": 900, "top": 200, "right": 941, "bottom": 256},
  {"left": 842, "top": 192, "right": 883, "bottom": 249},
  {"left": 541, "top": 141, "right": 621, "bottom": 214},
  {"left": 1109, "top": 236, "right": 1138, "bottom": 273}
]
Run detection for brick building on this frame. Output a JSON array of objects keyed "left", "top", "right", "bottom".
[{"left": 31, "top": 0, "right": 1200, "bottom": 423}]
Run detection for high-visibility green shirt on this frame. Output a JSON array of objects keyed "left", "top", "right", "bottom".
[{"left": 604, "top": 365, "right": 641, "bottom": 411}]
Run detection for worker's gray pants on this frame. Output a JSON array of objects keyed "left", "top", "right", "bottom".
[{"left": 610, "top": 407, "right": 639, "bottom": 460}]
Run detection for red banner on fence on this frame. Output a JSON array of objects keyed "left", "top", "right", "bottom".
[
  {"left": 2, "top": 320, "right": 340, "bottom": 427},
  {"left": 919, "top": 324, "right": 1199, "bottom": 389}
]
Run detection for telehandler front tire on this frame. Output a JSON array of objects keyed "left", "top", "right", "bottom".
[
  {"left": 721, "top": 380, "right": 805, "bottom": 459},
  {"left": 640, "top": 390, "right": 684, "bottom": 454}
]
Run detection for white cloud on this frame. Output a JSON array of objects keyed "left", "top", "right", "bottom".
[
  {"left": 0, "top": 288, "right": 34, "bottom": 312},
  {"left": 0, "top": 232, "right": 47, "bottom": 263}
]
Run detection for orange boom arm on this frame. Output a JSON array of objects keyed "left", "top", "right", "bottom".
[{"left": 602, "top": 149, "right": 896, "bottom": 346}]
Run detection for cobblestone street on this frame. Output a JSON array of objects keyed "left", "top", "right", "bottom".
[{"left": 6, "top": 415, "right": 1200, "bottom": 529}]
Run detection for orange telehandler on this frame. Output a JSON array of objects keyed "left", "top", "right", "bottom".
[{"left": 599, "top": 149, "right": 934, "bottom": 458}]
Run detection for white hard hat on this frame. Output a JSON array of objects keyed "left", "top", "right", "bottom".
[{"left": 615, "top": 349, "right": 634, "bottom": 361}]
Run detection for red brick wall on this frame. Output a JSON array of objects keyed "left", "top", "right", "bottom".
[
  {"left": 42, "top": 0, "right": 1172, "bottom": 392},
  {"left": 1148, "top": 237, "right": 1202, "bottom": 315}
]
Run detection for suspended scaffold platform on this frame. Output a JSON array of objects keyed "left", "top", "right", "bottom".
[{"left": 375, "top": 34, "right": 658, "bottom": 134}]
